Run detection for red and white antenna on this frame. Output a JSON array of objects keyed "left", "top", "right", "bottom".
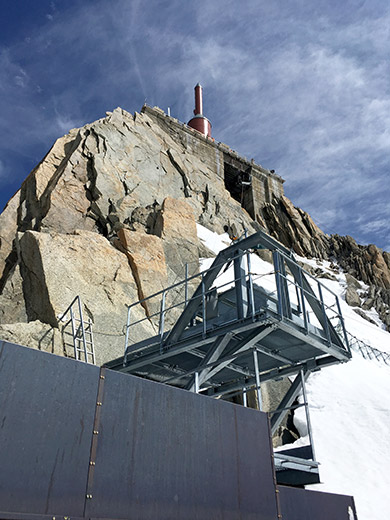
[{"left": 188, "top": 83, "right": 212, "bottom": 137}]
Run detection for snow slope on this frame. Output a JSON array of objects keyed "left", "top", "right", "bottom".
[{"left": 197, "top": 225, "right": 390, "bottom": 520}]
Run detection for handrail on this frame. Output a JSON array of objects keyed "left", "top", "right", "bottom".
[
  {"left": 125, "top": 267, "right": 343, "bottom": 334},
  {"left": 58, "top": 295, "right": 81, "bottom": 322},
  {"left": 123, "top": 245, "right": 348, "bottom": 356},
  {"left": 57, "top": 295, "right": 96, "bottom": 364},
  {"left": 125, "top": 249, "right": 247, "bottom": 310}
]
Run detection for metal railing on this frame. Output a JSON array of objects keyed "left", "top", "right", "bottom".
[
  {"left": 272, "top": 249, "right": 349, "bottom": 353},
  {"left": 58, "top": 296, "right": 96, "bottom": 364},
  {"left": 124, "top": 250, "right": 254, "bottom": 353},
  {"left": 123, "top": 248, "right": 348, "bottom": 356}
]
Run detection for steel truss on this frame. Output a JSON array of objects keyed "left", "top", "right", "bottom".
[{"left": 105, "top": 228, "right": 351, "bottom": 485}]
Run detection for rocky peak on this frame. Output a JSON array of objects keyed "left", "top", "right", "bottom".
[{"left": 0, "top": 104, "right": 389, "bottom": 368}]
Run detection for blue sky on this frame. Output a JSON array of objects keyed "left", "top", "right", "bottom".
[{"left": 1, "top": 0, "right": 389, "bottom": 250}]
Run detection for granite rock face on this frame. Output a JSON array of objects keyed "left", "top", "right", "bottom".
[
  {"left": 17, "top": 229, "right": 154, "bottom": 365},
  {"left": 0, "top": 320, "right": 63, "bottom": 356},
  {"left": 0, "top": 103, "right": 389, "bottom": 369},
  {"left": 262, "top": 197, "right": 390, "bottom": 329},
  {"left": 117, "top": 228, "right": 168, "bottom": 319}
]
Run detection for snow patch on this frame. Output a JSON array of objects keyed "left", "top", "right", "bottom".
[{"left": 196, "top": 225, "right": 390, "bottom": 519}]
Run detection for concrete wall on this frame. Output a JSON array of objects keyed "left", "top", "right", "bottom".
[{"left": 142, "top": 105, "right": 284, "bottom": 220}]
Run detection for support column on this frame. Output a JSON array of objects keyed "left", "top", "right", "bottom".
[
  {"left": 194, "top": 372, "right": 200, "bottom": 393},
  {"left": 300, "top": 369, "right": 316, "bottom": 460},
  {"left": 253, "top": 349, "right": 262, "bottom": 411},
  {"left": 243, "top": 387, "right": 248, "bottom": 407},
  {"left": 234, "top": 249, "right": 248, "bottom": 319}
]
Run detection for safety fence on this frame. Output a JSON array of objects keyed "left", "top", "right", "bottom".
[{"left": 347, "top": 330, "right": 390, "bottom": 366}]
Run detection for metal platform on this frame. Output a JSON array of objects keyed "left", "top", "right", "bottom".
[{"left": 105, "top": 229, "right": 351, "bottom": 486}]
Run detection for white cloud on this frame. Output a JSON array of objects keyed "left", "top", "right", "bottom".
[
  {"left": 358, "top": 219, "right": 388, "bottom": 235},
  {"left": 14, "top": 68, "right": 28, "bottom": 88},
  {"left": 0, "top": 0, "right": 389, "bottom": 248},
  {"left": 55, "top": 113, "right": 80, "bottom": 134}
]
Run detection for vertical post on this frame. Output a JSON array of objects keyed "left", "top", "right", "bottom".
[
  {"left": 246, "top": 249, "right": 255, "bottom": 319},
  {"left": 318, "top": 282, "right": 331, "bottom": 346},
  {"left": 280, "top": 256, "right": 292, "bottom": 319},
  {"left": 243, "top": 387, "right": 248, "bottom": 407},
  {"left": 124, "top": 306, "right": 131, "bottom": 355},
  {"left": 194, "top": 372, "right": 200, "bottom": 393},
  {"left": 234, "top": 249, "right": 249, "bottom": 319},
  {"left": 77, "top": 296, "right": 89, "bottom": 363},
  {"left": 295, "top": 284, "right": 301, "bottom": 313},
  {"left": 253, "top": 349, "right": 262, "bottom": 411},
  {"left": 300, "top": 369, "right": 316, "bottom": 460},
  {"left": 336, "top": 295, "right": 349, "bottom": 353},
  {"left": 88, "top": 318, "right": 96, "bottom": 365},
  {"left": 273, "top": 250, "right": 284, "bottom": 318},
  {"left": 70, "top": 306, "right": 78, "bottom": 361},
  {"left": 159, "top": 291, "right": 166, "bottom": 341},
  {"left": 201, "top": 274, "right": 207, "bottom": 337},
  {"left": 298, "top": 266, "right": 308, "bottom": 333},
  {"left": 274, "top": 251, "right": 292, "bottom": 319},
  {"left": 185, "top": 263, "right": 189, "bottom": 307}
]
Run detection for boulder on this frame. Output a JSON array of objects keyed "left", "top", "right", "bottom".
[
  {"left": 18, "top": 229, "right": 153, "bottom": 365},
  {"left": 157, "top": 196, "right": 200, "bottom": 287},
  {"left": 345, "top": 286, "right": 361, "bottom": 307},
  {"left": 117, "top": 228, "right": 168, "bottom": 318},
  {"left": 345, "top": 273, "right": 362, "bottom": 290},
  {"left": 0, "top": 264, "right": 27, "bottom": 324},
  {"left": 0, "top": 191, "right": 20, "bottom": 282},
  {"left": 352, "top": 308, "right": 378, "bottom": 326},
  {"left": 0, "top": 321, "right": 63, "bottom": 356}
]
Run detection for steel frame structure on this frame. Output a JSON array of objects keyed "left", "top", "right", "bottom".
[{"left": 105, "top": 228, "right": 351, "bottom": 485}]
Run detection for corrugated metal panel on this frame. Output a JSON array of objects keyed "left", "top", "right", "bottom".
[
  {"left": 278, "top": 485, "right": 358, "bottom": 520},
  {"left": 85, "top": 370, "right": 279, "bottom": 520},
  {"left": 0, "top": 341, "right": 100, "bottom": 517}
]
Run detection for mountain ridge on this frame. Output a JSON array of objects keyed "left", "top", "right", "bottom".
[{"left": 0, "top": 105, "right": 389, "bottom": 364}]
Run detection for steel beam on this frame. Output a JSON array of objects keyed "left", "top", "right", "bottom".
[
  {"left": 301, "top": 369, "right": 316, "bottom": 460},
  {"left": 234, "top": 248, "right": 248, "bottom": 319},
  {"left": 163, "top": 230, "right": 292, "bottom": 347},
  {"left": 254, "top": 344, "right": 293, "bottom": 365},
  {"left": 185, "top": 343, "right": 253, "bottom": 378},
  {"left": 210, "top": 354, "right": 341, "bottom": 398},
  {"left": 185, "top": 333, "right": 233, "bottom": 391},
  {"left": 273, "top": 251, "right": 292, "bottom": 320},
  {"left": 253, "top": 349, "right": 262, "bottom": 410},
  {"left": 270, "top": 371, "right": 309, "bottom": 435},
  {"left": 195, "top": 326, "right": 275, "bottom": 386},
  {"left": 162, "top": 347, "right": 256, "bottom": 386}
]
